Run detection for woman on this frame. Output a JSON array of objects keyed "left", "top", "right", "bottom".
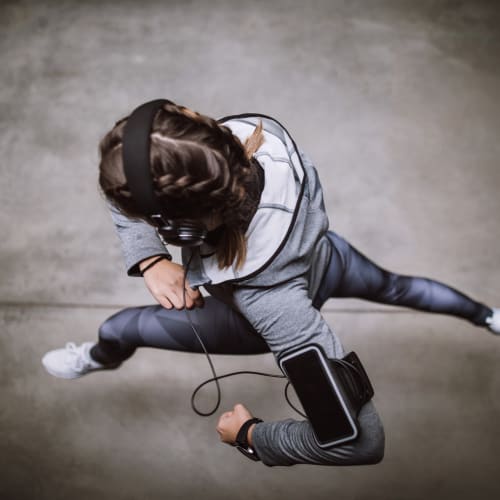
[{"left": 42, "top": 99, "right": 499, "bottom": 467}]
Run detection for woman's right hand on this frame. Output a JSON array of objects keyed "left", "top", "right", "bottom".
[{"left": 139, "top": 256, "right": 205, "bottom": 310}]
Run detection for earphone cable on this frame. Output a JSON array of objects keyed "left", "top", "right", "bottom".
[
  {"left": 182, "top": 252, "right": 222, "bottom": 416},
  {"left": 183, "top": 251, "right": 306, "bottom": 419},
  {"left": 284, "top": 381, "right": 307, "bottom": 418},
  {"left": 190, "top": 370, "right": 287, "bottom": 416}
]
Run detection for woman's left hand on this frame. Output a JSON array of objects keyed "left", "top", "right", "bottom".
[{"left": 216, "top": 403, "right": 254, "bottom": 445}]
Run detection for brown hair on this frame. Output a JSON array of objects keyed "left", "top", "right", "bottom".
[{"left": 99, "top": 101, "right": 265, "bottom": 270}]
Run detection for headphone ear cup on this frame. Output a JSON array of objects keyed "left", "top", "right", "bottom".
[
  {"left": 157, "top": 220, "right": 178, "bottom": 242},
  {"left": 158, "top": 220, "right": 208, "bottom": 247}
]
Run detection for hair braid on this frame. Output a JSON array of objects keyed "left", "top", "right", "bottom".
[{"left": 99, "top": 100, "right": 265, "bottom": 269}]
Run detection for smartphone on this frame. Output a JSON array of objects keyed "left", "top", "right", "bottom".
[{"left": 279, "top": 344, "right": 359, "bottom": 448}]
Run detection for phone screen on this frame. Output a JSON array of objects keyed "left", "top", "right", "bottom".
[{"left": 282, "top": 348, "right": 356, "bottom": 445}]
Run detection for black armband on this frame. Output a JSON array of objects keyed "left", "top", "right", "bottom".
[{"left": 279, "top": 344, "right": 374, "bottom": 448}]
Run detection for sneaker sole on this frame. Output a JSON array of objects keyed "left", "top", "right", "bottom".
[{"left": 41, "top": 356, "right": 121, "bottom": 379}]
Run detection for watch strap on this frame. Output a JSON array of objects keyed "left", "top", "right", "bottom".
[{"left": 234, "top": 417, "right": 263, "bottom": 461}]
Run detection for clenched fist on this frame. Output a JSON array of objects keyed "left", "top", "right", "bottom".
[{"left": 216, "top": 403, "right": 255, "bottom": 445}]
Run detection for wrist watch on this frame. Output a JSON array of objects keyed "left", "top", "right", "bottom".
[{"left": 233, "top": 417, "right": 263, "bottom": 461}]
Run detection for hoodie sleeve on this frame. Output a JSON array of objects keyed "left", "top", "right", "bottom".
[
  {"left": 232, "top": 279, "right": 385, "bottom": 466},
  {"left": 107, "top": 203, "right": 172, "bottom": 276}
]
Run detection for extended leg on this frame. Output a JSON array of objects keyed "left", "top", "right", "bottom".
[
  {"left": 316, "top": 231, "right": 493, "bottom": 326},
  {"left": 91, "top": 296, "right": 270, "bottom": 364}
]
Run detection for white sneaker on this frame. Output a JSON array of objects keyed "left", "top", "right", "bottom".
[
  {"left": 485, "top": 308, "right": 500, "bottom": 335},
  {"left": 42, "top": 341, "right": 120, "bottom": 379}
]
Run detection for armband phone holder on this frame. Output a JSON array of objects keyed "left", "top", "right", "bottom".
[{"left": 278, "top": 344, "right": 374, "bottom": 448}]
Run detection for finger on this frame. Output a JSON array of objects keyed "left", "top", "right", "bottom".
[
  {"left": 217, "top": 411, "right": 230, "bottom": 426},
  {"left": 168, "top": 289, "right": 186, "bottom": 310},
  {"left": 234, "top": 403, "right": 252, "bottom": 419},
  {"left": 215, "top": 427, "right": 229, "bottom": 442},
  {"left": 156, "top": 295, "right": 173, "bottom": 310},
  {"left": 193, "top": 291, "right": 205, "bottom": 308},
  {"left": 184, "top": 288, "right": 202, "bottom": 310},
  {"left": 181, "top": 285, "right": 202, "bottom": 310},
  {"left": 220, "top": 411, "right": 233, "bottom": 421},
  {"left": 190, "top": 288, "right": 205, "bottom": 307},
  {"left": 184, "top": 284, "right": 199, "bottom": 294},
  {"left": 182, "top": 291, "right": 196, "bottom": 310},
  {"left": 216, "top": 426, "right": 228, "bottom": 440},
  {"left": 185, "top": 282, "right": 203, "bottom": 299}
]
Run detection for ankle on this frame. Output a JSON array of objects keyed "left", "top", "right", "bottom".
[
  {"left": 90, "top": 342, "right": 134, "bottom": 365},
  {"left": 89, "top": 344, "right": 113, "bottom": 365}
]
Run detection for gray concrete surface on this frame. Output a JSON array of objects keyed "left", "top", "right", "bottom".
[{"left": 1, "top": 1, "right": 499, "bottom": 499}]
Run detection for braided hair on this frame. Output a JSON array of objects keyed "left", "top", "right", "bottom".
[{"left": 98, "top": 100, "right": 265, "bottom": 270}]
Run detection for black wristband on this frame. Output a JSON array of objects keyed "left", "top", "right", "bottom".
[
  {"left": 234, "top": 417, "right": 263, "bottom": 462},
  {"left": 139, "top": 255, "right": 167, "bottom": 276}
]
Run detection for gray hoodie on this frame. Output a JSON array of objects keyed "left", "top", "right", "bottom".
[{"left": 109, "top": 114, "right": 385, "bottom": 466}]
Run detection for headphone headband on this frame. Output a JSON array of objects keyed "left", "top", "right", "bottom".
[
  {"left": 122, "top": 99, "right": 170, "bottom": 216},
  {"left": 121, "top": 99, "right": 208, "bottom": 247}
]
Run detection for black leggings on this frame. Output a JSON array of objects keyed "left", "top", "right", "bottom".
[{"left": 91, "top": 231, "right": 492, "bottom": 364}]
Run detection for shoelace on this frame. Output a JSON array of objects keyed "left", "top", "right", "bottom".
[{"left": 64, "top": 342, "right": 91, "bottom": 371}]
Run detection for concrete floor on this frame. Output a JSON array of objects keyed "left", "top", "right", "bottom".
[{"left": 1, "top": 1, "right": 499, "bottom": 499}]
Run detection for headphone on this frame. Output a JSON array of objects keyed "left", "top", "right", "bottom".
[{"left": 121, "top": 99, "right": 208, "bottom": 247}]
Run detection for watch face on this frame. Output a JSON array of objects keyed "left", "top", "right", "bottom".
[{"left": 236, "top": 445, "right": 260, "bottom": 461}]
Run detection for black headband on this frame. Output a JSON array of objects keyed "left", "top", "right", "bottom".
[{"left": 122, "top": 99, "right": 171, "bottom": 216}]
